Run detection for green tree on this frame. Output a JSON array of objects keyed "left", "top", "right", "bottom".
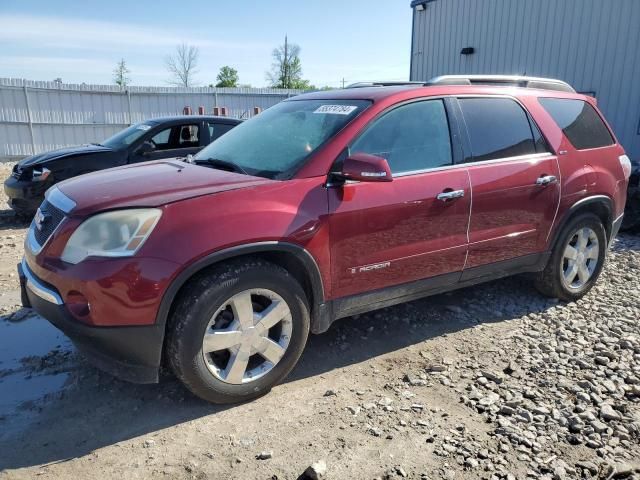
[
  {"left": 266, "top": 36, "right": 312, "bottom": 89},
  {"left": 113, "top": 59, "right": 131, "bottom": 89},
  {"left": 215, "top": 66, "right": 239, "bottom": 87}
]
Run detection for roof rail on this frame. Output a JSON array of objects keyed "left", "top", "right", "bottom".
[
  {"left": 426, "top": 75, "right": 576, "bottom": 93},
  {"left": 345, "top": 81, "right": 424, "bottom": 89}
]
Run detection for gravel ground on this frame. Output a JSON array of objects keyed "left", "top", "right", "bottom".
[{"left": 0, "top": 160, "right": 638, "bottom": 479}]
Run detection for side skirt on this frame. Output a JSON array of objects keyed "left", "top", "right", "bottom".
[{"left": 313, "top": 252, "right": 550, "bottom": 334}]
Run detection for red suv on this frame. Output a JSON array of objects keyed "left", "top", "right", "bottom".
[{"left": 19, "top": 76, "right": 631, "bottom": 404}]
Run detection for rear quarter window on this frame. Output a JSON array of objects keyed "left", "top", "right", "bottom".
[{"left": 539, "top": 98, "right": 614, "bottom": 150}]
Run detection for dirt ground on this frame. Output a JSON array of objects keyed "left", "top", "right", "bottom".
[{"left": 0, "top": 161, "right": 639, "bottom": 480}]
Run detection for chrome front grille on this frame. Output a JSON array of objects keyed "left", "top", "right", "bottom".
[
  {"left": 26, "top": 188, "right": 76, "bottom": 255},
  {"left": 32, "top": 200, "right": 66, "bottom": 247}
]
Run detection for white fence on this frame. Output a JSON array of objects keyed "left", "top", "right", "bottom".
[{"left": 0, "top": 78, "right": 304, "bottom": 161}]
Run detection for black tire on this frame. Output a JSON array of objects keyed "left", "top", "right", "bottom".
[
  {"left": 166, "top": 258, "right": 310, "bottom": 404},
  {"left": 535, "top": 213, "right": 607, "bottom": 301}
]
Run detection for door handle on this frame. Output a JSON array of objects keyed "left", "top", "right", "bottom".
[
  {"left": 436, "top": 189, "right": 465, "bottom": 201},
  {"left": 536, "top": 175, "right": 558, "bottom": 186}
]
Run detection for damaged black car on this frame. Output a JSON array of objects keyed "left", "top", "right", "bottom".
[{"left": 4, "top": 115, "right": 240, "bottom": 215}]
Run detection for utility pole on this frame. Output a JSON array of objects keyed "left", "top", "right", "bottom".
[
  {"left": 284, "top": 35, "right": 289, "bottom": 89},
  {"left": 341, "top": 78, "right": 346, "bottom": 88}
]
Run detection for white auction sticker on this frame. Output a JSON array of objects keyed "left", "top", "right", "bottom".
[{"left": 313, "top": 105, "right": 358, "bottom": 115}]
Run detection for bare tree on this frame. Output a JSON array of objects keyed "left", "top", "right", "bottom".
[
  {"left": 165, "top": 44, "right": 199, "bottom": 87},
  {"left": 113, "top": 58, "right": 131, "bottom": 89}
]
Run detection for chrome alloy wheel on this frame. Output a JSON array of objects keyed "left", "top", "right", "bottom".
[
  {"left": 561, "top": 227, "right": 600, "bottom": 290},
  {"left": 201, "top": 289, "right": 293, "bottom": 385}
]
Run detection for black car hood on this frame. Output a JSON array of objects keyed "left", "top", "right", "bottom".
[{"left": 18, "top": 144, "right": 113, "bottom": 167}]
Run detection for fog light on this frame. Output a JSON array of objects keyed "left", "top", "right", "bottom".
[{"left": 66, "top": 291, "right": 90, "bottom": 320}]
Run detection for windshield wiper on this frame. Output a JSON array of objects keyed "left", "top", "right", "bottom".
[
  {"left": 90, "top": 142, "right": 103, "bottom": 147},
  {"left": 197, "top": 158, "right": 248, "bottom": 175}
]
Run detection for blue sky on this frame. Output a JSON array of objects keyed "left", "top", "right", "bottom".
[{"left": 0, "top": 0, "right": 412, "bottom": 88}]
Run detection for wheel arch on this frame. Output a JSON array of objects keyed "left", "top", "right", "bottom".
[
  {"left": 550, "top": 195, "right": 614, "bottom": 251},
  {"left": 155, "top": 242, "right": 326, "bottom": 332}
]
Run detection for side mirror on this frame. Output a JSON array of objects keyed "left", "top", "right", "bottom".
[
  {"left": 136, "top": 141, "right": 155, "bottom": 156},
  {"left": 339, "top": 152, "right": 392, "bottom": 182}
]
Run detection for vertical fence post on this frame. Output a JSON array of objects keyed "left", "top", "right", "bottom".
[
  {"left": 214, "top": 89, "right": 218, "bottom": 110},
  {"left": 126, "top": 90, "right": 133, "bottom": 125},
  {"left": 23, "top": 85, "right": 36, "bottom": 155}
]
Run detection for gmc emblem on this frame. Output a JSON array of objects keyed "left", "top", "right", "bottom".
[{"left": 34, "top": 208, "right": 50, "bottom": 231}]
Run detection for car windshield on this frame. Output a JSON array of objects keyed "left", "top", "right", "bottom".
[
  {"left": 194, "top": 99, "right": 371, "bottom": 178},
  {"left": 101, "top": 123, "right": 154, "bottom": 149}
]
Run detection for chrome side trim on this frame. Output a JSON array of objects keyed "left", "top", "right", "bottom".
[
  {"left": 46, "top": 187, "right": 76, "bottom": 213},
  {"left": 392, "top": 153, "right": 553, "bottom": 178},
  {"left": 21, "top": 257, "right": 63, "bottom": 305}
]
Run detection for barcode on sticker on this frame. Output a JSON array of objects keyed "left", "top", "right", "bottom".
[{"left": 313, "top": 105, "right": 358, "bottom": 115}]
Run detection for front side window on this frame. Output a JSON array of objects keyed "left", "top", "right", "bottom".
[
  {"left": 148, "top": 124, "right": 200, "bottom": 151},
  {"left": 195, "top": 100, "right": 370, "bottom": 179},
  {"left": 459, "top": 97, "right": 537, "bottom": 161},
  {"left": 350, "top": 99, "right": 452, "bottom": 174},
  {"left": 150, "top": 127, "right": 171, "bottom": 148},
  {"left": 539, "top": 98, "right": 614, "bottom": 150}
]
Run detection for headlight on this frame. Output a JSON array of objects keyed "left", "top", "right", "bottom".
[
  {"left": 61, "top": 209, "right": 162, "bottom": 264},
  {"left": 32, "top": 167, "right": 51, "bottom": 181}
]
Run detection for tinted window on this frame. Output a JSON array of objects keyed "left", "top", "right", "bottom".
[
  {"left": 459, "top": 98, "right": 537, "bottom": 161},
  {"left": 539, "top": 98, "right": 614, "bottom": 150},
  {"left": 208, "top": 122, "right": 235, "bottom": 142},
  {"left": 351, "top": 100, "right": 452, "bottom": 174}
]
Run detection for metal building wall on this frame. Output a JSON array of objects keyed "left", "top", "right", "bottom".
[
  {"left": 0, "top": 78, "right": 304, "bottom": 161},
  {"left": 409, "top": 0, "right": 640, "bottom": 162}
]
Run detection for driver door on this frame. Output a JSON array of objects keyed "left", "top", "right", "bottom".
[{"left": 328, "top": 99, "right": 470, "bottom": 301}]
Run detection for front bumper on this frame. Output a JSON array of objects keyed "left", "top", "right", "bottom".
[
  {"left": 4, "top": 176, "right": 51, "bottom": 214},
  {"left": 18, "top": 258, "right": 163, "bottom": 383}
]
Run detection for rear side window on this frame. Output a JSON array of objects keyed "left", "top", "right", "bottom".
[
  {"left": 459, "top": 98, "right": 538, "bottom": 161},
  {"left": 539, "top": 98, "right": 614, "bottom": 150},
  {"left": 351, "top": 99, "right": 452, "bottom": 174}
]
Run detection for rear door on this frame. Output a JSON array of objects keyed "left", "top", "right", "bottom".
[
  {"left": 328, "top": 98, "right": 470, "bottom": 299},
  {"left": 454, "top": 96, "right": 560, "bottom": 275}
]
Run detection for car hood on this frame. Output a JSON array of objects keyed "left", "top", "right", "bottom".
[
  {"left": 56, "top": 159, "right": 275, "bottom": 216},
  {"left": 19, "top": 144, "right": 113, "bottom": 168}
]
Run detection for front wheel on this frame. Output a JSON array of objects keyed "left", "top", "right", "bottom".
[
  {"left": 166, "top": 259, "right": 310, "bottom": 404},
  {"left": 535, "top": 213, "right": 607, "bottom": 302}
]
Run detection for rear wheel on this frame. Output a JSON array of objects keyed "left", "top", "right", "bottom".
[
  {"left": 166, "top": 259, "right": 310, "bottom": 404},
  {"left": 535, "top": 213, "right": 607, "bottom": 301}
]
